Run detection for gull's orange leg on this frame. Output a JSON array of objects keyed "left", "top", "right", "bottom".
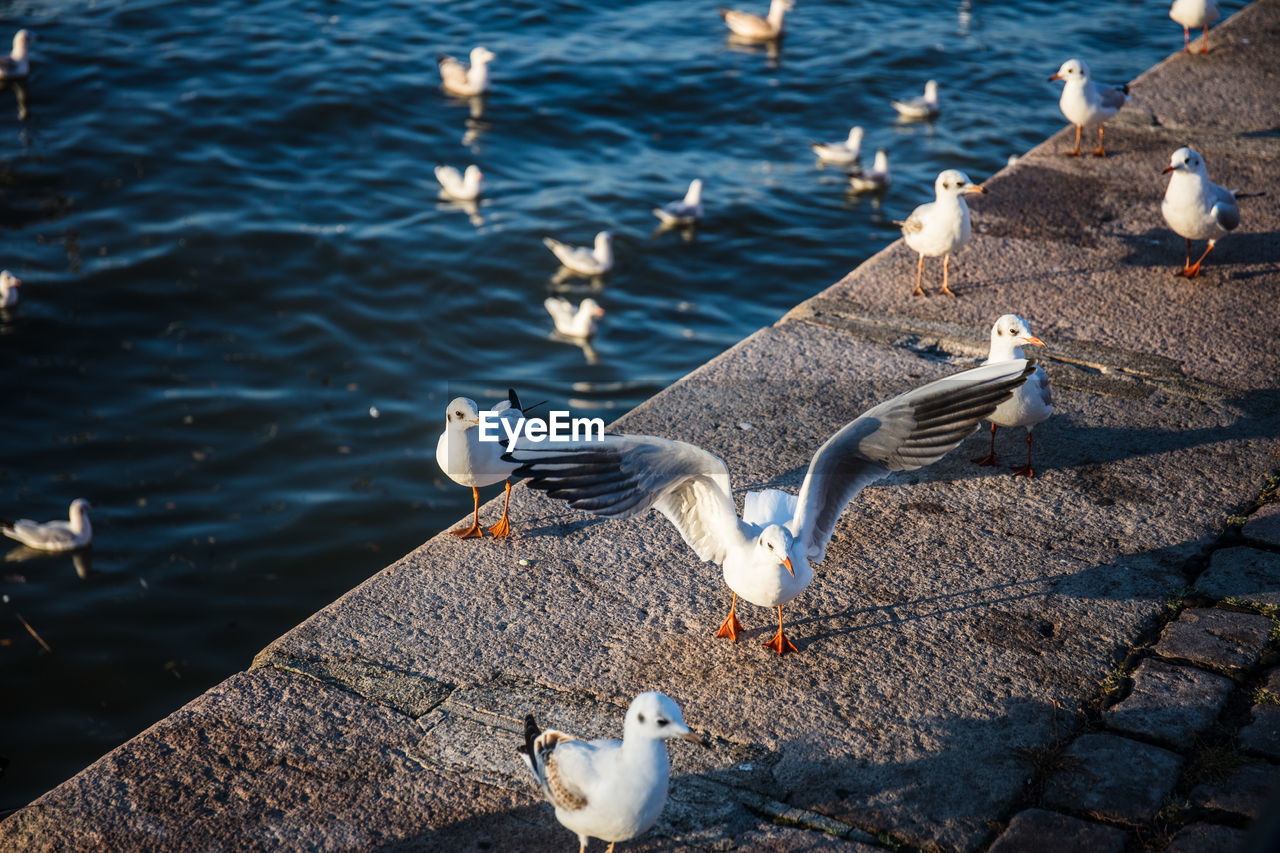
[
  {"left": 1011, "top": 430, "right": 1035, "bottom": 478},
  {"left": 1180, "top": 241, "right": 1216, "bottom": 278},
  {"left": 1065, "top": 124, "right": 1082, "bottom": 156},
  {"left": 940, "top": 253, "right": 957, "bottom": 297},
  {"left": 912, "top": 254, "right": 926, "bottom": 297},
  {"left": 449, "top": 486, "right": 484, "bottom": 539},
  {"left": 1092, "top": 125, "right": 1107, "bottom": 157},
  {"left": 488, "top": 480, "right": 512, "bottom": 537},
  {"left": 1182, "top": 237, "right": 1192, "bottom": 274},
  {"left": 764, "top": 606, "right": 797, "bottom": 656},
  {"left": 972, "top": 423, "right": 999, "bottom": 467},
  {"left": 1201, "top": 26, "right": 1209, "bottom": 54},
  {"left": 1183, "top": 26, "right": 1191, "bottom": 52},
  {"left": 716, "top": 593, "right": 744, "bottom": 641}
]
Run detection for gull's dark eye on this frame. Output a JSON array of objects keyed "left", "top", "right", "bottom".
[
  {"left": 657, "top": 719, "right": 669, "bottom": 727},
  {"left": 456, "top": 411, "right": 463, "bottom": 418},
  {"left": 637, "top": 713, "right": 646, "bottom": 724}
]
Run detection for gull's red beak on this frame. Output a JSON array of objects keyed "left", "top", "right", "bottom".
[
  {"left": 1048, "top": 73, "right": 1063, "bottom": 81},
  {"left": 782, "top": 556, "right": 794, "bottom": 577},
  {"left": 1020, "top": 335, "right": 1046, "bottom": 347},
  {"left": 1162, "top": 165, "right": 1176, "bottom": 174},
  {"left": 964, "top": 185, "right": 987, "bottom": 195}
]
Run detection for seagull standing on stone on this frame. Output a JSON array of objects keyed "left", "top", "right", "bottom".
[
  {"left": 652, "top": 180, "right": 704, "bottom": 227},
  {"left": 507, "top": 361, "right": 1034, "bottom": 655},
  {"left": 519, "top": 692, "right": 700, "bottom": 853},
  {"left": 898, "top": 170, "right": 985, "bottom": 298},
  {"left": 434, "top": 164, "right": 483, "bottom": 201},
  {"left": 811, "top": 127, "right": 863, "bottom": 167},
  {"left": 891, "top": 80, "right": 939, "bottom": 120},
  {"left": 0, "top": 270, "right": 21, "bottom": 308},
  {"left": 847, "top": 149, "right": 891, "bottom": 194},
  {"left": 545, "top": 297, "right": 605, "bottom": 339},
  {"left": 0, "top": 30, "right": 31, "bottom": 81},
  {"left": 1170, "top": 0, "right": 1220, "bottom": 53},
  {"left": 1049, "top": 59, "right": 1129, "bottom": 157},
  {"left": 1161, "top": 146, "right": 1239, "bottom": 278},
  {"left": 435, "top": 390, "right": 528, "bottom": 539},
  {"left": 971, "top": 315, "right": 1052, "bottom": 478},
  {"left": 719, "top": 0, "right": 792, "bottom": 41},
  {"left": 2, "top": 499, "right": 93, "bottom": 551},
  {"left": 543, "top": 232, "right": 614, "bottom": 277},
  {"left": 438, "top": 46, "right": 495, "bottom": 97}
]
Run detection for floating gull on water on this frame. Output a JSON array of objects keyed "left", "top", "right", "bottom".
[
  {"left": 0, "top": 30, "right": 31, "bottom": 81},
  {"left": 811, "top": 126, "right": 863, "bottom": 167},
  {"left": 898, "top": 170, "right": 985, "bottom": 297},
  {"left": 2, "top": 499, "right": 93, "bottom": 551},
  {"left": 545, "top": 297, "right": 604, "bottom": 339},
  {"left": 652, "top": 180, "right": 703, "bottom": 226},
  {"left": 507, "top": 360, "right": 1034, "bottom": 654},
  {"left": 892, "top": 80, "right": 939, "bottom": 120},
  {"left": 543, "top": 231, "right": 614, "bottom": 277},
  {"left": 519, "top": 692, "right": 699, "bottom": 853},
  {"left": 438, "top": 46, "right": 495, "bottom": 97},
  {"left": 434, "top": 164, "right": 484, "bottom": 201},
  {"left": 1049, "top": 59, "right": 1128, "bottom": 157},
  {"left": 719, "top": 0, "right": 792, "bottom": 41},
  {"left": 0, "top": 270, "right": 20, "bottom": 308},
  {"left": 847, "top": 149, "right": 891, "bottom": 194},
  {"left": 435, "top": 390, "right": 528, "bottom": 538},
  {"left": 1161, "top": 146, "right": 1239, "bottom": 278},
  {"left": 1170, "top": 0, "right": 1220, "bottom": 53},
  {"left": 971, "top": 315, "right": 1052, "bottom": 478}
]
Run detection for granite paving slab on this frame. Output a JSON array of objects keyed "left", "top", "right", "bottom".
[
  {"left": 1153, "top": 608, "right": 1275, "bottom": 672},
  {"left": 1104, "top": 658, "right": 1234, "bottom": 745},
  {"left": 1041, "top": 733, "right": 1184, "bottom": 824}
]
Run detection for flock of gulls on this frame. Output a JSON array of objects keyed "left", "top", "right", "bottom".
[{"left": 0, "top": 1, "right": 1247, "bottom": 850}]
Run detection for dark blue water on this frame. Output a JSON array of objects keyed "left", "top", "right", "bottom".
[{"left": 0, "top": 0, "right": 1242, "bottom": 811}]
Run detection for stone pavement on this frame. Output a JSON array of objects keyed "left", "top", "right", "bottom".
[{"left": 3, "top": 2, "right": 1279, "bottom": 851}]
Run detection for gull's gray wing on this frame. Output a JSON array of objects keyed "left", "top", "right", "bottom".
[
  {"left": 505, "top": 434, "right": 746, "bottom": 565},
  {"left": 1210, "top": 182, "right": 1239, "bottom": 231},
  {"left": 1098, "top": 83, "right": 1129, "bottom": 110},
  {"left": 789, "top": 359, "right": 1036, "bottom": 562}
]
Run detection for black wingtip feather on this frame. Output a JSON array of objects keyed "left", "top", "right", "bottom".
[{"left": 517, "top": 714, "right": 540, "bottom": 757}]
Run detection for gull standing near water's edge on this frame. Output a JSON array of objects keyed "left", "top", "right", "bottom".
[
  {"left": 438, "top": 46, "right": 495, "bottom": 97},
  {"left": 0, "top": 270, "right": 21, "bottom": 308},
  {"left": 506, "top": 361, "right": 1035, "bottom": 655},
  {"left": 434, "top": 164, "right": 483, "bottom": 201},
  {"left": 719, "top": 0, "right": 792, "bottom": 41},
  {"left": 891, "top": 80, "right": 939, "bottom": 120},
  {"left": 543, "top": 231, "right": 614, "bottom": 277},
  {"left": 811, "top": 127, "right": 863, "bottom": 167},
  {"left": 652, "top": 180, "right": 704, "bottom": 226},
  {"left": 971, "top": 315, "right": 1052, "bottom": 478},
  {"left": 2, "top": 499, "right": 93, "bottom": 552},
  {"left": 1049, "top": 59, "right": 1129, "bottom": 157},
  {"left": 899, "top": 170, "right": 985, "bottom": 297},
  {"left": 0, "top": 30, "right": 31, "bottom": 80},
  {"left": 435, "top": 390, "right": 528, "bottom": 539},
  {"left": 1170, "top": 0, "right": 1220, "bottom": 53},
  {"left": 848, "top": 149, "right": 891, "bottom": 194},
  {"left": 1161, "top": 146, "right": 1239, "bottom": 278},
  {"left": 518, "top": 692, "right": 700, "bottom": 853}
]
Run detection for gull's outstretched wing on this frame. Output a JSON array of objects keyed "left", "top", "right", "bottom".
[
  {"left": 506, "top": 434, "right": 746, "bottom": 565},
  {"left": 790, "top": 359, "right": 1036, "bottom": 562}
]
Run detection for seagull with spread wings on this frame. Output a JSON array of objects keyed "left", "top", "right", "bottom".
[{"left": 507, "top": 360, "right": 1035, "bottom": 655}]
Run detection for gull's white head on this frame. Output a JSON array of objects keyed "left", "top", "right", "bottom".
[
  {"left": 756, "top": 524, "right": 795, "bottom": 576},
  {"left": 471, "top": 46, "right": 496, "bottom": 65},
  {"left": 989, "top": 314, "right": 1045, "bottom": 359},
  {"left": 464, "top": 164, "right": 483, "bottom": 183},
  {"left": 1050, "top": 58, "right": 1088, "bottom": 84},
  {"left": 685, "top": 179, "right": 703, "bottom": 204},
  {"left": 935, "top": 169, "right": 984, "bottom": 198},
  {"left": 11, "top": 30, "right": 30, "bottom": 60},
  {"left": 1163, "top": 146, "right": 1208, "bottom": 178},
  {"left": 624, "top": 692, "right": 699, "bottom": 743},
  {"left": 0, "top": 270, "right": 20, "bottom": 290},
  {"left": 69, "top": 498, "right": 93, "bottom": 521},
  {"left": 444, "top": 397, "right": 481, "bottom": 431},
  {"left": 924, "top": 79, "right": 939, "bottom": 101},
  {"left": 872, "top": 149, "right": 889, "bottom": 173},
  {"left": 579, "top": 297, "right": 605, "bottom": 318},
  {"left": 594, "top": 231, "right": 613, "bottom": 252}
]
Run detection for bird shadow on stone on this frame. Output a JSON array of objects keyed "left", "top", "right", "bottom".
[{"left": 1116, "top": 226, "right": 1279, "bottom": 276}]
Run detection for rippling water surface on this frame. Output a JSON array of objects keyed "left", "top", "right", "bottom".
[{"left": 0, "top": 0, "right": 1242, "bottom": 810}]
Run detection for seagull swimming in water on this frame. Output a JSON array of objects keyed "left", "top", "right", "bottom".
[
  {"left": 891, "top": 80, "right": 939, "bottom": 120},
  {"left": 971, "top": 315, "right": 1052, "bottom": 478},
  {"left": 847, "top": 149, "right": 891, "bottom": 194},
  {"left": 519, "top": 692, "right": 699, "bottom": 853},
  {"left": 0, "top": 270, "right": 21, "bottom": 308},
  {"left": 811, "top": 127, "right": 863, "bottom": 167},
  {"left": 0, "top": 30, "right": 31, "bottom": 81},
  {"left": 435, "top": 390, "right": 529, "bottom": 539},
  {"left": 1049, "top": 58, "right": 1129, "bottom": 157},
  {"left": 719, "top": 0, "right": 792, "bottom": 41},
  {"left": 507, "top": 360, "right": 1034, "bottom": 654},
  {"left": 545, "top": 297, "right": 605, "bottom": 339},
  {"left": 2, "top": 499, "right": 93, "bottom": 551},
  {"left": 434, "top": 164, "right": 484, "bottom": 201},
  {"left": 543, "top": 232, "right": 614, "bottom": 277},
  {"left": 1161, "top": 146, "right": 1240, "bottom": 278},
  {"left": 1170, "top": 0, "right": 1220, "bottom": 53},
  {"left": 438, "top": 46, "right": 495, "bottom": 97},
  {"left": 898, "top": 170, "right": 985, "bottom": 298},
  {"left": 652, "top": 180, "right": 703, "bottom": 226}
]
